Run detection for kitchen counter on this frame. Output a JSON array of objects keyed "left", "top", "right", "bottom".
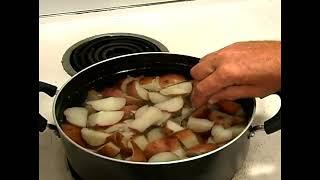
[{"left": 39, "top": 0, "right": 281, "bottom": 179}]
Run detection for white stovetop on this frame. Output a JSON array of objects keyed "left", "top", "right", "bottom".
[{"left": 39, "top": 0, "right": 281, "bottom": 179}]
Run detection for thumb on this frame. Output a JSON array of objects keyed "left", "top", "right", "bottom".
[{"left": 208, "top": 85, "right": 268, "bottom": 104}]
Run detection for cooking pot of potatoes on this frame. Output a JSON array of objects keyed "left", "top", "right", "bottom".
[{"left": 39, "top": 52, "right": 281, "bottom": 180}]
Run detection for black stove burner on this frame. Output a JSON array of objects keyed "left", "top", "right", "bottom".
[
  {"left": 67, "top": 160, "right": 83, "bottom": 180},
  {"left": 62, "top": 33, "right": 168, "bottom": 76}
]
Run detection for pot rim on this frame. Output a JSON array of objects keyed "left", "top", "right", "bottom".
[{"left": 53, "top": 52, "right": 256, "bottom": 165}]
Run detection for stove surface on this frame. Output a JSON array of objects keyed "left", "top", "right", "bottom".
[{"left": 39, "top": 0, "right": 281, "bottom": 179}]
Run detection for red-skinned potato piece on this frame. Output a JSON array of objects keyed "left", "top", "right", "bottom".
[
  {"left": 61, "top": 123, "right": 86, "bottom": 147},
  {"left": 159, "top": 74, "right": 186, "bottom": 88},
  {"left": 98, "top": 142, "right": 121, "bottom": 157},
  {"left": 163, "top": 120, "right": 185, "bottom": 136},
  {"left": 191, "top": 105, "right": 210, "bottom": 118},
  {"left": 106, "top": 132, "right": 122, "bottom": 145},
  {"left": 186, "top": 143, "right": 218, "bottom": 157},
  {"left": 144, "top": 137, "right": 180, "bottom": 158},
  {"left": 121, "top": 105, "right": 139, "bottom": 120},
  {"left": 120, "top": 76, "right": 138, "bottom": 94},
  {"left": 106, "top": 132, "right": 133, "bottom": 158},
  {"left": 216, "top": 100, "right": 242, "bottom": 115},
  {"left": 195, "top": 134, "right": 206, "bottom": 144},
  {"left": 119, "top": 137, "right": 133, "bottom": 158},
  {"left": 126, "top": 81, "right": 149, "bottom": 100},
  {"left": 130, "top": 141, "right": 147, "bottom": 162},
  {"left": 208, "top": 110, "right": 233, "bottom": 128},
  {"left": 173, "top": 129, "right": 199, "bottom": 149},
  {"left": 139, "top": 76, "right": 161, "bottom": 91},
  {"left": 100, "top": 87, "right": 123, "bottom": 98},
  {"left": 232, "top": 116, "right": 246, "bottom": 126},
  {"left": 124, "top": 96, "right": 145, "bottom": 106}
]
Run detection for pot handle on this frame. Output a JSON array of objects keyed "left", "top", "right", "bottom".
[
  {"left": 250, "top": 91, "right": 281, "bottom": 137},
  {"left": 39, "top": 82, "right": 58, "bottom": 132}
]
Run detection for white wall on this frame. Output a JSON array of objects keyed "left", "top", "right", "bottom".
[{"left": 39, "top": 0, "right": 185, "bottom": 16}]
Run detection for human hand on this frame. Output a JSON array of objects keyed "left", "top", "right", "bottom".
[{"left": 191, "top": 41, "right": 281, "bottom": 108}]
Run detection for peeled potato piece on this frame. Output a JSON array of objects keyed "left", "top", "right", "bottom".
[
  {"left": 207, "top": 136, "right": 215, "bottom": 144},
  {"left": 133, "top": 135, "right": 149, "bottom": 151},
  {"left": 155, "top": 111, "right": 172, "bottom": 126},
  {"left": 140, "top": 76, "right": 161, "bottom": 91},
  {"left": 159, "top": 74, "right": 186, "bottom": 88},
  {"left": 127, "top": 81, "right": 149, "bottom": 100},
  {"left": 171, "top": 107, "right": 194, "bottom": 125},
  {"left": 135, "top": 105, "right": 149, "bottom": 119},
  {"left": 171, "top": 146, "right": 186, "bottom": 159},
  {"left": 84, "top": 104, "right": 97, "bottom": 115},
  {"left": 154, "top": 96, "right": 184, "bottom": 112},
  {"left": 61, "top": 123, "right": 86, "bottom": 146},
  {"left": 87, "top": 111, "right": 124, "bottom": 127},
  {"left": 186, "top": 144, "right": 218, "bottom": 157},
  {"left": 173, "top": 129, "right": 199, "bottom": 149},
  {"left": 86, "top": 97, "right": 126, "bottom": 111},
  {"left": 148, "top": 152, "right": 180, "bottom": 162},
  {"left": 129, "top": 106, "right": 163, "bottom": 132},
  {"left": 229, "top": 125, "right": 246, "bottom": 138},
  {"left": 148, "top": 92, "right": 170, "bottom": 104},
  {"left": 163, "top": 120, "right": 185, "bottom": 135},
  {"left": 187, "top": 117, "right": 214, "bottom": 133},
  {"left": 114, "top": 154, "right": 123, "bottom": 160},
  {"left": 98, "top": 142, "right": 121, "bottom": 157},
  {"left": 211, "top": 125, "right": 233, "bottom": 143},
  {"left": 81, "top": 128, "right": 111, "bottom": 147},
  {"left": 159, "top": 82, "right": 192, "bottom": 96},
  {"left": 64, "top": 107, "right": 88, "bottom": 128},
  {"left": 147, "top": 128, "right": 166, "bottom": 142},
  {"left": 103, "top": 123, "right": 127, "bottom": 134}
]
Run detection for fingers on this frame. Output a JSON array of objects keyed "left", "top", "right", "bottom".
[
  {"left": 196, "top": 67, "right": 235, "bottom": 97},
  {"left": 191, "top": 68, "right": 234, "bottom": 108},
  {"left": 208, "top": 85, "right": 268, "bottom": 104},
  {"left": 190, "top": 53, "right": 223, "bottom": 81},
  {"left": 191, "top": 89, "right": 211, "bottom": 108}
]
